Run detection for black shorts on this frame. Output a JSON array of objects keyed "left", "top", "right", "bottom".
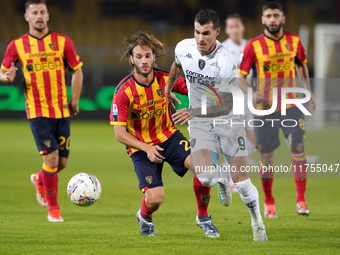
[
  {"left": 254, "top": 107, "right": 305, "bottom": 153},
  {"left": 29, "top": 117, "right": 70, "bottom": 157},
  {"left": 131, "top": 130, "right": 190, "bottom": 192}
]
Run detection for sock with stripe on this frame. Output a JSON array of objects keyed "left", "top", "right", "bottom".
[
  {"left": 292, "top": 152, "right": 308, "bottom": 202},
  {"left": 259, "top": 162, "right": 275, "bottom": 205},
  {"left": 193, "top": 177, "right": 211, "bottom": 217},
  {"left": 141, "top": 196, "right": 157, "bottom": 220},
  {"left": 41, "top": 163, "right": 59, "bottom": 211}
]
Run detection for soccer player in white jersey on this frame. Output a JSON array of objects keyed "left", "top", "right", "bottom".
[
  {"left": 165, "top": 9, "right": 267, "bottom": 241},
  {"left": 221, "top": 13, "right": 257, "bottom": 192}
]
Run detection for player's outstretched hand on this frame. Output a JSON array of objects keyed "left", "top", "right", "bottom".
[
  {"left": 165, "top": 86, "right": 181, "bottom": 109},
  {"left": 253, "top": 91, "right": 263, "bottom": 104},
  {"left": 4, "top": 63, "right": 18, "bottom": 83},
  {"left": 146, "top": 145, "right": 165, "bottom": 163},
  {"left": 172, "top": 108, "right": 191, "bottom": 125},
  {"left": 70, "top": 103, "right": 79, "bottom": 117}
]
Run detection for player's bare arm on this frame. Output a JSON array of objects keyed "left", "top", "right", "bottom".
[
  {"left": 114, "top": 125, "right": 165, "bottom": 163},
  {"left": 165, "top": 60, "right": 183, "bottom": 107},
  {"left": 295, "top": 63, "right": 315, "bottom": 113},
  {"left": 238, "top": 72, "right": 263, "bottom": 104},
  {"left": 69, "top": 67, "right": 83, "bottom": 116},
  {"left": 172, "top": 91, "right": 233, "bottom": 125},
  {"left": 0, "top": 63, "right": 18, "bottom": 83}
]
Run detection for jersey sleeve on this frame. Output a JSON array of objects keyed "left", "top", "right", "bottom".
[
  {"left": 64, "top": 36, "right": 83, "bottom": 71},
  {"left": 1, "top": 40, "right": 19, "bottom": 71},
  {"left": 295, "top": 38, "right": 307, "bottom": 64},
  {"left": 219, "top": 51, "right": 239, "bottom": 88},
  {"left": 110, "top": 88, "right": 130, "bottom": 125},
  {"left": 174, "top": 41, "right": 183, "bottom": 65},
  {"left": 172, "top": 76, "right": 188, "bottom": 96},
  {"left": 238, "top": 41, "right": 256, "bottom": 76}
]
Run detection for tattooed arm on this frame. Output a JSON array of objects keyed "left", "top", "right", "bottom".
[
  {"left": 172, "top": 92, "right": 233, "bottom": 125},
  {"left": 165, "top": 60, "right": 184, "bottom": 107}
]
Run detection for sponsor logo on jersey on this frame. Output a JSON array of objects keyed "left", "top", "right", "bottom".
[
  {"left": 131, "top": 105, "right": 167, "bottom": 120},
  {"left": 198, "top": 59, "right": 205, "bottom": 70},
  {"left": 209, "top": 61, "right": 220, "bottom": 68},
  {"left": 26, "top": 61, "right": 62, "bottom": 72},
  {"left": 185, "top": 53, "right": 193, "bottom": 59},
  {"left": 185, "top": 70, "right": 215, "bottom": 86},
  {"left": 232, "top": 65, "right": 236, "bottom": 71},
  {"left": 263, "top": 63, "right": 294, "bottom": 72}
]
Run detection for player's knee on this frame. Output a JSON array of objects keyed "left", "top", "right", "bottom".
[
  {"left": 197, "top": 176, "right": 218, "bottom": 187},
  {"left": 43, "top": 150, "right": 59, "bottom": 166},
  {"left": 291, "top": 133, "right": 304, "bottom": 153}
]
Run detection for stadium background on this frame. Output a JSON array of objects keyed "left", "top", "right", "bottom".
[
  {"left": 1, "top": 0, "right": 339, "bottom": 122},
  {"left": 0, "top": 1, "right": 340, "bottom": 254}
]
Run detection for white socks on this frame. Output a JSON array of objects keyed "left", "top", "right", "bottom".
[{"left": 235, "top": 178, "right": 263, "bottom": 225}]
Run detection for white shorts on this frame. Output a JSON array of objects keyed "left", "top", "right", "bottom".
[
  {"left": 244, "top": 93, "right": 254, "bottom": 131},
  {"left": 189, "top": 120, "right": 248, "bottom": 157}
]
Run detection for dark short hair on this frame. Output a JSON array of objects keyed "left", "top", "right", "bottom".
[
  {"left": 25, "top": 0, "right": 47, "bottom": 11},
  {"left": 195, "top": 9, "right": 219, "bottom": 30},
  {"left": 262, "top": 1, "right": 283, "bottom": 13},
  {"left": 225, "top": 13, "right": 244, "bottom": 25}
]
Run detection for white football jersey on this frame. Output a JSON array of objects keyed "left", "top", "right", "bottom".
[
  {"left": 175, "top": 38, "right": 239, "bottom": 123},
  {"left": 221, "top": 38, "right": 248, "bottom": 65}
]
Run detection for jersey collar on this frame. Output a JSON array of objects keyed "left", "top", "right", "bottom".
[
  {"left": 132, "top": 70, "right": 155, "bottom": 88},
  {"left": 28, "top": 30, "right": 51, "bottom": 40},
  {"left": 262, "top": 31, "right": 285, "bottom": 42}
]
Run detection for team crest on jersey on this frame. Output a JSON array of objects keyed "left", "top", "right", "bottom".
[
  {"left": 145, "top": 176, "right": 153, "bottom": 184},
  {"left": 44, "top": 140, "right": 51, "bottom": 148},
  {"left": 198, "top": 59, "right": 205, "bottom": 70},
  {"left": 49, "top": 43, "right": 56, "bottom": 50},
  {"left": 285, "top": 44, "right": 291, "bottom": 51},
  {"left": 157, "top": 88, "right": 163, "bottom": 97}
]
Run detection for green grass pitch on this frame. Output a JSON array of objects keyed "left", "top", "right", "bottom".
[{"left": 0, "top": 120, "right": 339, "bottom": 254}]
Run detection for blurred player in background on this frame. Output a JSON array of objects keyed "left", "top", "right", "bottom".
[
  {"left": 166, "top": 9, "right": 267, "bottom": 241},
  {"left": 238, "top": 1, "right": 315, "bottom": 218},
  {"left": 111, "top": 31, "right": 220, "bottom": 237},
  {"left": 0, "top": 0, "right": 83, "bottom": 222},
  {"left": 221, "top": 13, "right": 256, "bottom": 192}
]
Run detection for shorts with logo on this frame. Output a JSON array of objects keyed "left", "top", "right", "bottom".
[
  {"left": 29, "top": 117, "right": 71, "bottom": 157},
  {"left": 254, "top": 107, "right": 305, "bottom": 153},
  {"left": 131, "top": 130, "right": 190, "bottom": 192},
  {"left": 189, "top": 117, "right": 248, "bottom": 157}
]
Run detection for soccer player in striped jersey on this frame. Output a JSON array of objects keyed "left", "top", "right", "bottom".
[
  {"left": 111, "top": 31, "right": 221, "bottom": 237},
  {"left": 238, "top": 1, "right": 315, "bottom": 218},
  {"left": 0, "top": 0, "right": 83, "bottom": 222}
]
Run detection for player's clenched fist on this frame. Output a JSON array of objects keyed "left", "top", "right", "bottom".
[{"left": 4, "top": 63, "right": 18, "bottom": 83}]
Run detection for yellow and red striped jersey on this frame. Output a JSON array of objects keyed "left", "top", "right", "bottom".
[
  {"left": 110, "top": 68, "right": 188, "bottom": 155},
  {"left": 239, "top": 32, "right": 306, "bottom": 112},
  {"left": 1, "top": 30, "right": 83, "bottom": 119}
]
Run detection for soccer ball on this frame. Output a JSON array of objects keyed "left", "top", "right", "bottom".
[{"left": 67, "top": 173, "right": 101, "bottom": 206}]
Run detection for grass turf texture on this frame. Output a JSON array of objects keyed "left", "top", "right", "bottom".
[{"left": 0, "top": 120, "right": 339, "bottom": 255}]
